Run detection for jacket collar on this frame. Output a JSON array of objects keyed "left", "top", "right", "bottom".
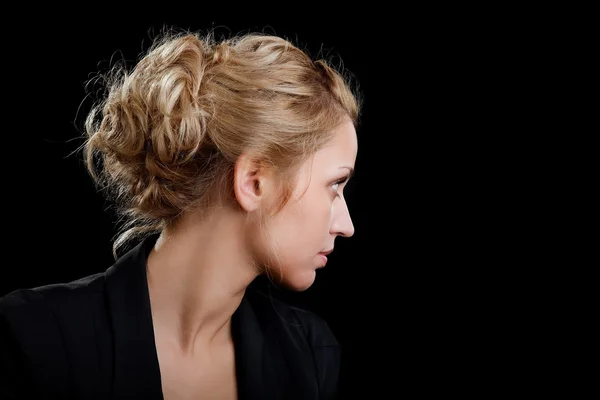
[
  {"left": 104, "top": 234, "right": 163, "bottom": 399},
  {"left": 103, "top": 233, "right": 291, "bottom": 399}
]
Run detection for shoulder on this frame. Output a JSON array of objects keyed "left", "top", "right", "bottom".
[
  {"left": 288, "top": 302, "right": 339, "bottom": 350},
  {"left": 245, "top": 287, "right": 339, "bottom": 348},
  {"left": 244, "top": 288, "right": 341, "bottom": 398},
  {"left": 0, "top": 272, "right": 107, "bottom": 351},
  {"left": 0, "top": 272, "right": 107, "bottom": 357},
  {"left": 0, "top": 272, "right": 107, "bottom": 347},
  {"left": 0, "top": 273, "right": 108, "bottom": 396},
  {"left": 0, "top": 272, "right": 106, "bottom": 320}
]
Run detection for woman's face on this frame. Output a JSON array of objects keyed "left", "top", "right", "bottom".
[{"left": 263, "top": 119, "right": 358, "bottom": 291}]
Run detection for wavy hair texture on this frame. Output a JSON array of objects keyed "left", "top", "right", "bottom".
[{"left": 81, "top": 27, "right": 362, "bottom": 259}]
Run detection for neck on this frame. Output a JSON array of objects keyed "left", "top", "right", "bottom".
[{"left": 146, "top": 206, "right": 259, "bottom": 355}]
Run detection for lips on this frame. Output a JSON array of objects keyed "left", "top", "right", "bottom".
[{"left": 319, "top": 249, "right": 333, "bottom": 256}]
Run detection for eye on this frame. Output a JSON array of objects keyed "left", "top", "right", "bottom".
[{"left": 332, "top": 176, "right": 349, "bottom": 195}]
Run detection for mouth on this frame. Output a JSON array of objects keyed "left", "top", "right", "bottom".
[
  {"left": 319, "top": 249, "right": 333, "bottom": 256},
  {"left": 318, "top": 253, "right": 328, "bottom": 267}
]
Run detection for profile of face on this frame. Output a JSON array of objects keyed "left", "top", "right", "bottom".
[{"left": 260, "top": 119, "right": 358, "bottom": 291}]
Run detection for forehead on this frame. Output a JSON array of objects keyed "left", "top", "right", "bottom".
[
  {"left": 313, "top": 120, "right": 358, "bottom": 166},
  {"left": 288, "top": 120, "right": 357, "bottom": 200}
]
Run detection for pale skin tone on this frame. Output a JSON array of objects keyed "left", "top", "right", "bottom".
[{"left": 146, "top": 118, "right": 357, "bottom": 399}]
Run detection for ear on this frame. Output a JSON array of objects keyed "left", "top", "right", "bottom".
[{"left": 233, "top": 153, "right": 274, "bottom": 212}]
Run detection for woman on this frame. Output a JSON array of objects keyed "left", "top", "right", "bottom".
[{"left": 0, "top": 27, "right": 361, "bottom": 399}]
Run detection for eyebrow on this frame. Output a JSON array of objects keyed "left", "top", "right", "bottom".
[{"left": 340, "top": 166, "right": 355, "bottom": 179}]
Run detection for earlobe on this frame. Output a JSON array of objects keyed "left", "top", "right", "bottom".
[{"left": 233, "top": 153, "right": 269, "bottom": 212}]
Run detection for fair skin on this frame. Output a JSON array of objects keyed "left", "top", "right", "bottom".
[{"left": 146, "top": 118, "right": 357, "bottom": 399}]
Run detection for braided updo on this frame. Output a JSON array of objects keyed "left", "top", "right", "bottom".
[{"left": 83, "top": 28, "right": 361, "bottom": 258}]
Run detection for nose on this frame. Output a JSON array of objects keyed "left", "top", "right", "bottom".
[{"left": 330, "top": 196, "right": 355, "bottom": 238}]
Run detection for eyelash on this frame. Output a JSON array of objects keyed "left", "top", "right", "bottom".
[{"left": 332, "top": 177, "right": 349, "bottom": 195}]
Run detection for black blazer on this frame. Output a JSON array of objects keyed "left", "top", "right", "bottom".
[{"left": 0, "top": 234, "right": 340, "bottom": 399}]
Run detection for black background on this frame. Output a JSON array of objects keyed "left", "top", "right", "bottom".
[
  {"left": 3, "top": 15, "right": 405, "bottom": 397},
  {"left": 0, "top": 9, "right": 555, "bottom": 398}
]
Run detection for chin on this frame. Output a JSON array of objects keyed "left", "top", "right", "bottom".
[{"left": 279, "top": 270, "right": 317, "bottom": 292}]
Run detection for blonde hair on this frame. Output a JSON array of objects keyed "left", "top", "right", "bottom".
[{"left": 81, "top": 27, "right": 362, "bottom": 258}]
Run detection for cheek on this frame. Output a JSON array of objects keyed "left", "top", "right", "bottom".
[
  {"left": 273, "top": 195, "right": 332, "bottom": 248},
  {"left": 260, "top": 196, "right": 333, "bottom": 286},
  {"left": 295, "top": 193, "right": 332, "bottom": 233}
]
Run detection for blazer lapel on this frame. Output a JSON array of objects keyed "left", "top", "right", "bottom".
[
  {"left": 104, "top": 234, "right": 164, "bottom": 400},
  {"left": 232, "top": 294, "right": 290, "bottom": 400}
]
